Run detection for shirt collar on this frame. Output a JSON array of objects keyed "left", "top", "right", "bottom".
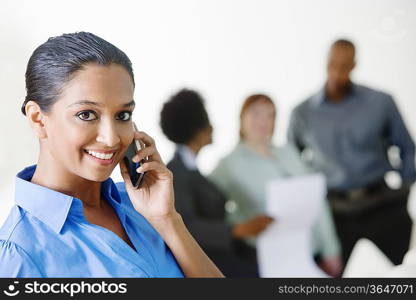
[
  {"left": 15, "top": 165, "right": 121, "bottom": 234},
  {"left": 176, "top": 145, "right": 198, "bottom": 171},
  {"left": 312, "top": 82, "right": 357, "bottom": 106},
  {"left": 237, "top": 141, "right": 277, "bottom": 158}
]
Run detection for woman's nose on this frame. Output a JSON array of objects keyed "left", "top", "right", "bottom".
[{"left": 95, "top": 121, "right": 121, "bottom": 147}]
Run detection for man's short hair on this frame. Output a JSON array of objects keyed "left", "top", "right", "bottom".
[{"left": 331, "top": 39, "right": 356, "bottom": 57}]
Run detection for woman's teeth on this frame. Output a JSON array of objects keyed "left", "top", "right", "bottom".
[{"left": 86, "top": 150, "right": 114, "bottom": 160}]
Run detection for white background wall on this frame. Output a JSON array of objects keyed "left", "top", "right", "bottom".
[{"left": 1, "top": 0, "right": 415, "bottom": 226}]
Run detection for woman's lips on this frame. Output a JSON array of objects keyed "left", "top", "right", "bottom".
[{"left": 84, "top": 149, "right": 116, "bottom": 166}]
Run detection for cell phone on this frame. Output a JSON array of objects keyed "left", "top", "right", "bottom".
[{"left": 123, "top": 124, "right": 146, "bottom": 188}]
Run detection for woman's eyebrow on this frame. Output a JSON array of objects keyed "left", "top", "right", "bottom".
[
  {"left": 67, "top": 100, "right": 135, "bottom": 108},
  {"left": 123, "top": 100, "right": 135, "bottom": 108}
]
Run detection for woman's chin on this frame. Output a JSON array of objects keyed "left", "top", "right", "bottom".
[
  {"left": 81, "top": 169, "right": 114, "bottom": 182},
  {"left": 79, "top": 156, "right": 120, "bottom": 182}
]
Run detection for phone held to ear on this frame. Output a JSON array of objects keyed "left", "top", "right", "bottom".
[{"left": 124, "top": 124, "right": 147, "bottom": 188}]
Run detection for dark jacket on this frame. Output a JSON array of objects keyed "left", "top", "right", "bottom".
[{"left": 167, "top": 152, "right": 258, "bottom": 277}]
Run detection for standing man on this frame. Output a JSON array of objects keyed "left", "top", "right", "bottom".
[{"left": 288, "top": 39, "right": 416, "bottom": 266}]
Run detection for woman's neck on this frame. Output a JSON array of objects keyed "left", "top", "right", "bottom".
[
  {"left": 243, "top": 139, "right": 272, "bottom": 157},
  {"left": 31, "top": 152, "right": 102, "bottom": 208}
]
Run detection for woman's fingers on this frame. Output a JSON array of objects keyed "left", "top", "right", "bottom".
[
  {"left": 133, "top": 131, "right": 164, "bottom": 163},
  {"left": 251, "top": 215, "right": 274, "bottom": 233},
  {"left": 136, "top": 161, "right": 173, "bottom": 179},
  {"left": 134, "top": 131, "right": 155, "bottom": 146},
  {"left": 119, "top": 160, "right": 172, "bottom": 189},
  {"left": 132, "top": 145, "right": 156, "bottom": 163}
]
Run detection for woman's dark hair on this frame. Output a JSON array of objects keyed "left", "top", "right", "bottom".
[
  {"left": 160, "top": 89, "right": 210, "bottom": 144},
  {"left": 22, "top": 32, "right": 134, "bottom": 115}
]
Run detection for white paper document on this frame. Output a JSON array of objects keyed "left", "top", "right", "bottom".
[{"left": 256, "top": 173, "right": 328, "bottom": 277}]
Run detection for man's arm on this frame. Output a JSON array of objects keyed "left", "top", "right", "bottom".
[
  {"left": 384, "top": 95, "right": 416, "bottom": 185},
  {"left": 287, "top": 106, "right": 306, "bottom": 152}
]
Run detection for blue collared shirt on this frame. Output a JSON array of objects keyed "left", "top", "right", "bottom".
[
  {"left": 288, "top": 83, "right": 416, "bottom": 190},
  {"left": 0, "top": 165, "right": 184, "bottom": 278}
]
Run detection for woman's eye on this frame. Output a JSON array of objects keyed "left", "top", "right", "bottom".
[
  {"left": 76, "top": 111, "right": 97, "bottom": 121},
  {"left": 116, "top": 111, "right": 132, "bottom": 121}
]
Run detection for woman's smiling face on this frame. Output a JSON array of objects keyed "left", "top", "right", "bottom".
[{"left": 40, "top": 63, "right": 135, "bottom": 182}]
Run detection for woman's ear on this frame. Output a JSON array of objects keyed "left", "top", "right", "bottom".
[{"left": 25, "top": 101, "right": 48, "bottom": 139}]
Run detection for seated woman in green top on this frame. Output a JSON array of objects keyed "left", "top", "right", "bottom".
[{"left": 210, "top": 94, "right": 343, "bottom": 277}]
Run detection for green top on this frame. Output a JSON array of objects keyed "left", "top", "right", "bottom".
[{"left": 209, "top": 141, "right": 341, "bottom": 258}]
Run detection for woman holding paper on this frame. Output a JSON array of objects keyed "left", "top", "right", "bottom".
[{"left": 210, "top": 94, "right": 343, "bottom": 277}]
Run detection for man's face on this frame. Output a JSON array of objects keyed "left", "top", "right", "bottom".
[{"left": 326, "top": 44, "right": 355, "bottom": 92}]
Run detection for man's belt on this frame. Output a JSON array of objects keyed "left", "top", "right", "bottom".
[{"left": 327, "top": 179, "right": 409, "bottom": 216}]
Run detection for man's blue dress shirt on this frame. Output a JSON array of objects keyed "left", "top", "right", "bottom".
[
  {"left": 288, "top": 83, "right": 416, "bottom": 190},
  {"left": 0, "top": 165, "right": 184, "bottom": 278}
]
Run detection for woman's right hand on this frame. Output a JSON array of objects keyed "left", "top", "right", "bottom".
[
  {"left": 120, "top": 131, "right": 177, "bottom": 224},
  {"left": 232, "top": 215, "right": 274, "bottom": 238}
]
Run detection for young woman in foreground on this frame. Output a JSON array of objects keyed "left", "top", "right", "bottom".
[{"left": 0, "top": 32, "right": 223, "bottom": 278}]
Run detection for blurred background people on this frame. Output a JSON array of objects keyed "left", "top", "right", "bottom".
[
  {"left": 160, "top": 89, "right": 274, "bottom": 277},
  {"left": 288, "top": 39, "right": 416, "bottom": 266},
  {"left": 210, "top": 94, "right": 342, "bottom": 277}
]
